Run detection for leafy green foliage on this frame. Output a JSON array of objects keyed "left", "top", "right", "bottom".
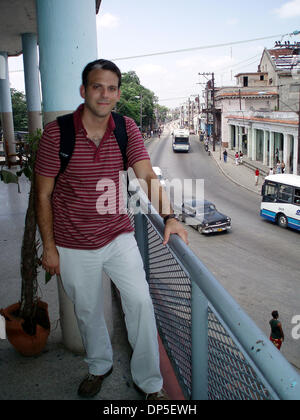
[
  {"left": 0, "top": 169, "right": 19, "bottom": 185},
  {"left": 117, "top": 71, "right": 162, "bottom": 130},
  {"left": 0, "top": 129, "right": 42, "bottom": 190},
  {"left": 11, "top": 88, "right": 28, "bottom": 132}
]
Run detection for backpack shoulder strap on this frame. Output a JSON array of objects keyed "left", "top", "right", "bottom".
[
  {"left": 56, "top": 112, "right": 128, "bottom": 176},
  {"left": 56, "top": 113, "right": 76, "bottom": 175},
  {"left": 111, "top": 112, "right": 128, "bottom": 171}
]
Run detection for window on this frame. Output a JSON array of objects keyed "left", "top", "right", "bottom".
[
  {"left": 260, "top": 75, "right": 264, "bottom": 81},
  {"left": 294, "top": 188, "right": 300, "bottom": 205},
  {"left": 278, "top": 184, "right": 293, "bottom": 203},
  {"left": 204, "top": 204, "right": 216, "bottom": 213},
  {"left": 264, "top": 182, "right": 277, "bottom": 201},
  {"left": 243, "top": 76, "right": 248, "bottom": 87}
]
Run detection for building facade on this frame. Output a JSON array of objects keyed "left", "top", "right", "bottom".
[{"left": 205, "top": 42, "right": 300, "bottom": 174}]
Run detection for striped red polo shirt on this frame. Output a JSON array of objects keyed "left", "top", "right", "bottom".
[{"left": 35, "top": 104, "right": 150, "bottom": 250}]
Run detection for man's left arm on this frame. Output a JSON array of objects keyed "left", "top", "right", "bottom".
[{"left": 132, "top": 159, "right": 188, "bottom": 246}]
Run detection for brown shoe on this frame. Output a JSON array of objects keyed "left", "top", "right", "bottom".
[
  {"left": 78, "top": 367, "right": 113, "bottom": 398},
  {"left": 146, "top": 389, "right": 169, "bottom": 400}
]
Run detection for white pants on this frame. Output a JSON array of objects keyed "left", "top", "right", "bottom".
[{"left": 57, "top": 232, "right": 163, "bottom": 393}]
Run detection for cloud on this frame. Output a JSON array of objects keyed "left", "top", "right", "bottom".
[
  {"left": 176, "top": 54, "right": 233, "bottom": 72},
  {"left": 274, "top": 0, "right": 300, "bottom": 18},
  {"left": 226, "top": 18, "right": 239, "bottom": 25},
  {"left": 97, "top": 13, "right": 120, "bottom": 29}
]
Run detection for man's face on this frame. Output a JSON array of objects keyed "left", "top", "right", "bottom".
[{"left": 80, "top": 68, "right": 121, "bottom": 119}]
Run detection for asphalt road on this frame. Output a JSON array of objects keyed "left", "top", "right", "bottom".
[{"left": 146, "top": 128, "right": 300, "bottom": 371}]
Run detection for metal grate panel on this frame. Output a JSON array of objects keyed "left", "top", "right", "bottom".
[{"left": 147, "top": 220, "right": 192, "bottom": 399}]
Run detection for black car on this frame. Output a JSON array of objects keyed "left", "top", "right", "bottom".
[{"left": 179, "top": 199, "right": 231, "bottom": 234}]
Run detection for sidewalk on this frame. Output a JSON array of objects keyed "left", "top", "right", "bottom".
[{"left": 209, "top": 148, "right": 269, "bottom": 195}]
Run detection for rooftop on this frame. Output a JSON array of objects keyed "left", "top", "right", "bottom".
[{"left": 266, "top": 46, "right": 300, "bottom": 73}]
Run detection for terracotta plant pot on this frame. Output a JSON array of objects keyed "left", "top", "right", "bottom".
[{"left": 0, "top": 301, "right": 50, "bottom": 357}]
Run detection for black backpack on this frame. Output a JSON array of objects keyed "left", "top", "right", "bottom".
[{"left": 56, "top": 111, "right": 128, "bottom": 177}]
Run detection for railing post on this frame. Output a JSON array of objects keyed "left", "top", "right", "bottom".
[
  {"left": 192, "top": 280, "right": 208, "bottom": 400},
  {"left": 134, "top": 213, "right": 150, "bottom": 281}
]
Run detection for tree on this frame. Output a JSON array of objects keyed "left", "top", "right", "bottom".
[
  {"left": 156, "top": 105, "right": 169, "bottom": 124},
  {"left": 11, "top": 88, "right": 28, "bottom": 132},
  {"left": 117, "top": 71, "right": 164, "bottom": 131}
]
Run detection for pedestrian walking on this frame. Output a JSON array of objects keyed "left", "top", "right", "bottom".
[
  {"left": 204, "top": 138, "right": 209, "bottom": 152},
  {"left": 281, "top": 161, "right": 285, "bottom": 173},
  {"left": 223, "top": 149, "right": 228, "bottom": 163},
  {"left": 269, "top": 311, "right": 284, "bottom": 351},
  {"left": 276, "top": 161, "right": 281, "bottom": 174},
  {"left": 235, "top": 152, "right": 239, "bottom": 165},
  {"left": 269, "top": 168, "right": 274, "bottom": 175},
  {"left": 255, "top": 168, "right": 260, "bottom": 185},
  {"left": 35, "top": 59, "right": 188, "bottom": 400},
  {"left": 239, "top": 151, "right": 243, "bottom": 164}
]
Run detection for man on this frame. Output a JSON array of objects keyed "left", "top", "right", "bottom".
[
  {"left": 269, "top": 311, "right": 284, "bottom": 351},
  {"left": 255, "top": 168, "right": 260, "bottom": 186},
  {"left": 35, "top": 59, "right": 188, "bottom": 399},
  {"left": 235, "top": 152, "right": 239, "bottom": 166}
]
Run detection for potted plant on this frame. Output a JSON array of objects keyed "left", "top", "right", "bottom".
[{"left": 0, "top": 130, "right": 50, "bottom": 356}]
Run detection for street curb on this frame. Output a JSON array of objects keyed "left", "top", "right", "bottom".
[{"left": 210, "top": 153, "right": 261, "bottom": 196}]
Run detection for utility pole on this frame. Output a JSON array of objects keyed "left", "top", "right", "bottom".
[
  {"left": 199, "top": 72, "right": 217, "bottom": 151},
  {"left": 298, "top": 88, "right": 300, "bottom": 175},
  {"left": 188, "top": 97, "right": 191, "bottom": 129},
  {"left": 212, "top": 72, "right": 216, "bottom": 152},
  {"left": 206, "top": 87, "right": 209, "bottom": 137}
]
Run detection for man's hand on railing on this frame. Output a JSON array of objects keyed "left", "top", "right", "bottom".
[{"left": 163, "top": 218, "right": 189, "bottom": 246}]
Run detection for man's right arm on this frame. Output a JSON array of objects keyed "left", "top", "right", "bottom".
[{"left": 35, "top": 174, "right": 60, "bottom": 276}]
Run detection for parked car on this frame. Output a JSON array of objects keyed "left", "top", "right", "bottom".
[{"left": 179, "top": 199, "right": 232, "bottom": 234}]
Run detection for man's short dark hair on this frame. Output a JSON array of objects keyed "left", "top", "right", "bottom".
[
  {"left": 272, "top": 311, "right": 279, "bottom": 319},
  {"left": 82, "top": 59, "right": 122, "bottom": 89}
]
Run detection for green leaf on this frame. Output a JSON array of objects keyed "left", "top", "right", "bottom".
[
  {"left": 0, "top": 170, "right": 19, "bottom": 185},
  {"left": 23, "top": 166, "right": 32, "bottom": 180},
  {"left": 45, "top": 272, "right": 53, "bottom": 284}
]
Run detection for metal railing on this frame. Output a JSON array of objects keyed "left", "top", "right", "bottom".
[{"left": 132, "top": 210, "right": 300, "bottom": 400}]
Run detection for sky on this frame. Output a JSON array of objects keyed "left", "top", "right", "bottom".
[{"left": 8, "top": 0, "right": 300, "bottom": 109}]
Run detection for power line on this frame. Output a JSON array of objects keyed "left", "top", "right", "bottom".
[
  {"left": 219, "top": 53, "right": 262, "bottom": 72},
  {"left": 159, "top": 96, "right": 189, "bottom": 102},
  {"left": 112, "top": 32, "right": 298, "bottom": 61}
]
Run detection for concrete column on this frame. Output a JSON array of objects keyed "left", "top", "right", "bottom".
[
  {"left": 247, "top": 127, "right": 252, "bottom": 158},
  {"left": 0, "top": 52, "right": 16, "bottom": 165},
  {"left": 263, "top": 130, "right": 268, "bottom": 166},
  {"left": 283, "top": 133, "right": 291, "bottom": 173},
  {"left": 227, "top": 124, "right": 232, "bottom": 149},
  {"left": 22, "top": 33, "right": 43, "bottom": 134},
  {"left": 293, "top": 134, "right": 298, "bottom": 175},
  {"left": 236, "top": 126, "right": 240, "bottom": 152},
  {"left": 224, "top": 124, "right": 232, "bottom": 150},
  {"left": 251, "top": 128, "right": 257, "bottom": 161},
  {"left": 269, "top": 131, "right": 275, "bottom": 169},
  {"left": 36, "top": 0, "right": 98, "bottom": 124}
]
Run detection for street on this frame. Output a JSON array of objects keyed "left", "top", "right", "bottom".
[{"left": 146, "top": 127, "right": 300, "bottom": 371}]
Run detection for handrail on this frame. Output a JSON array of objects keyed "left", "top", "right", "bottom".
[{"left": 134, "top": 209, "right": 300, "bottom": 400}]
